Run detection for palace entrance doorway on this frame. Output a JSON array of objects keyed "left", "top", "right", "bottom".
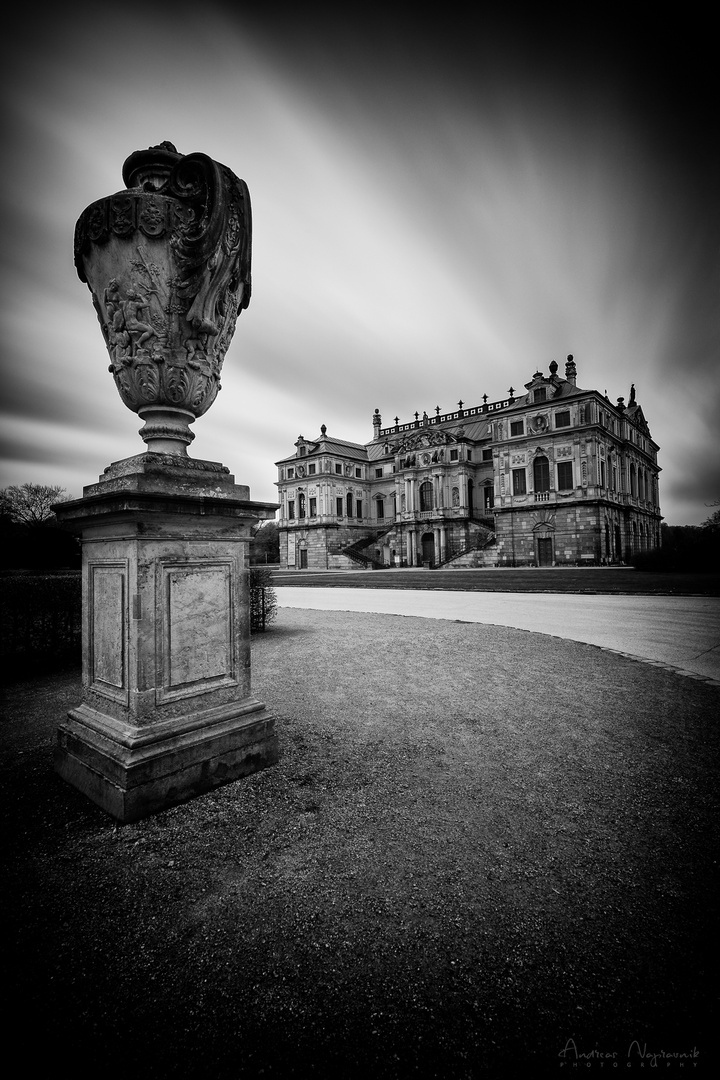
[
  {"left": 536, "top": 536, "right": 553, "bottom": 566},
  {"left": 421, "top": 532, "right": 435, "bottom": 567}
]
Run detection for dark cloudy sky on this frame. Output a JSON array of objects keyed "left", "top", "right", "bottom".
[{"left": 1, "top": 3, "right": 717, "bottom": 524}]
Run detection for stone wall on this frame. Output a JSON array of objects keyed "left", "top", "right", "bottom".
[
  {"left": 492, "top": 504, "right": 601, "bottom": 566},
  {"left": 280, "top": 524, "right": 378, "bottom": 570},
  {"left": 490, "top": 502, "right": 659, "bottom": 566}
]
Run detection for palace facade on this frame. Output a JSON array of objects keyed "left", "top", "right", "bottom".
[{"left": 274, "top": 356, "right": 662, "bottom": 570}]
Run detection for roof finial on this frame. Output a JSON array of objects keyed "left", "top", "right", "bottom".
[{"left": 565, "top": 354, "right": 577, "bottom": 386}]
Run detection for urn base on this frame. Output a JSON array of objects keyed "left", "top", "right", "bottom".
[{"left": 55, "top": 699, "right": 279, "bottom": 823}]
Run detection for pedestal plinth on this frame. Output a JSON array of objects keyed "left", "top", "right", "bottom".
[{"left": 54, "top": 453, "right": 279, "bottom": 823}]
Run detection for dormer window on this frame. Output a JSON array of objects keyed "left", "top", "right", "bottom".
[
  {"left": 298, "top": 446, "right": 306, "bottom": 457},
  {"left": 534, "top": 388, "right": 547, "bottom": 403}
]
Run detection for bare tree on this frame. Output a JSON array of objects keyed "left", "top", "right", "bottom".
[{"left": 0, "top": 484, "right": 71, "bottom": 526}]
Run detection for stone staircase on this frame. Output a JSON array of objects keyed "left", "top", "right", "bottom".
[
  {"left": 434, "top": 523, "right": 497, "bottom": 569},
  {"left": 341, "top": 528, "right": 393, "bottom": 570}
]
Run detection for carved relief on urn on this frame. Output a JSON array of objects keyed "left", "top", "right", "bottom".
[{"left": 74, "top": 142, "right": 251, "bottom": 453}]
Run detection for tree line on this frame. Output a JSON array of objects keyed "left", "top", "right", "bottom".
[{"left": 1, "top": 483, "right": 280, "bottom": 570}]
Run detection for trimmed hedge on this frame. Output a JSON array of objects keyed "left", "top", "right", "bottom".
[
  {"left": 1, "top": 567, "right": 277, "bottom": 680},
  {"left": 630, "top": 525, "right": 718, "bottom": 573},
  {"left": 249, "top": 566, "right": 278, "bottom": 632},
  {"left": 0, "top": 572, "right": 82, "bottom": 679}
]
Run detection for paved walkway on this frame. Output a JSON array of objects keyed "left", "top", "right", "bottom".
[{"left": 275, "top": 587, "right": 720, "bottom": 685}]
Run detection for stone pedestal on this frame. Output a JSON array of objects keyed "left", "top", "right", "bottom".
[{"left": 54, "top": 454, "right": 279, "bottom": 822}]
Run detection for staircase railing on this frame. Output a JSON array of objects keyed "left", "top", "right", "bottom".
[
  {"left": 341, "top": 528, "right": 393, "bottom": 570},
  {"left": 434, "top": 527, "right": 496, "bottom": 569}
]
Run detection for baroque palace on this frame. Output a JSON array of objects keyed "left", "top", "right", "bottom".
[{"left": 274, "top": 356, "right": 661, "bottom": 570}]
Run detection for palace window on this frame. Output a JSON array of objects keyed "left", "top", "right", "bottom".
[
  {"left": 533, "top": 456, "right": 550, "bottom": 493},
  {"left": 355, "top": 467, "right": 362, "bottom": 478},
  {"left": 298, "top": 493, "right": 306, "bottom": 518},
  {"left": 309, "top": 497, "right": 317, "bottom": 517},
  {"left": 288, "top": 500, "right": 295, "bottom": 519},
  {"left": 375, "top": 468, "right": 383, "bottom": 478},
  {"left": 376, "top": 497, "right": 384, "bottom": 520},
  {"left": 419, "top": 480, "right": 434, "bottom": 511},
  {"left": 555, "top": 410, "right": 571, "bottom": 428},
  {"left": 287, "top": 467, "right": 294, "bottom": 478},
  {"left": 482, "top": 448, "right": 493, "bottom": 461},
  {"left": 450, "top": 449, "right": 459, "bottom": 461},
  {"left": 510, "top": 420, "right": 524, "bottom": 437},
  {"left": 336, "top": 496, "right": 343, "bottom": 517},
  {"left": 356, "top": 500, "right": 363, "bottom": 518},
  {"left": 512, "top": 469, "right": 527, "bottom": 495},
  {"left": 308, "top": 463, "right": 316, "bottom": 475},
  {"left": 557, "top": 462, "right": 573, "bottom": 490},
  {"left": 346, "top": 493, "right": 353, "bottom": 517},
  {"left": 335, "top": 463, "right": 342, "bottom": 474}
]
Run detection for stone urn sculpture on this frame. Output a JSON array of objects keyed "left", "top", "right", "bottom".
[
  {"left": 73, "top": 141, "right": 251, "bottom": 454},
  {"left": 56, "top": 143, "right": 278, "bottom": 822}
]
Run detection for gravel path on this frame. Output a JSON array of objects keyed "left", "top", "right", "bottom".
[{"left": 3, "top": 608, "right": 718, "bottom": 1078}]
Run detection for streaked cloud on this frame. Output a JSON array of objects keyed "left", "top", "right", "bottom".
[{"left": 1, "top": 5, "right": 717, "bottom": 522}]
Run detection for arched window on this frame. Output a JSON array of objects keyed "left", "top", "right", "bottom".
[
  {"left": 533, "top": 456, "right": 550, "bottom": 493},
  {"left": 298, "top": 492, "right": 306, "bottom": 518},
  {"left": 419, "top": 480, "right": 434, "bottom": 511},
  {"left": 452, "top": 486, "right": 460, "bottom": 507}
]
